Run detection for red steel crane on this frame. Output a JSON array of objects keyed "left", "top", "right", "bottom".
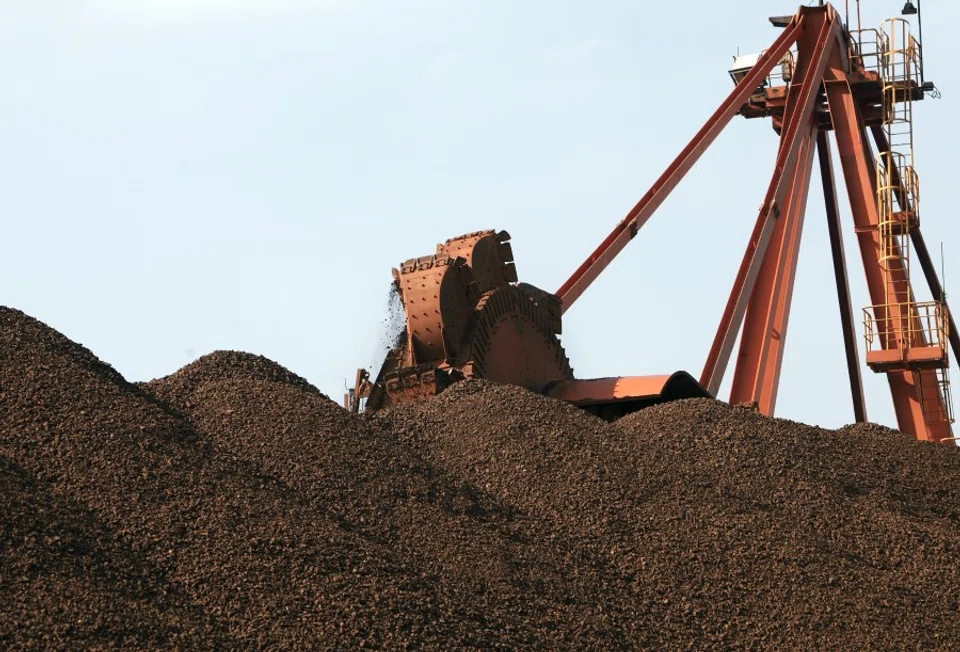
[
  {"left": 351, "top": 2, "right": 955, "bottom": 443},
  {"left": 557, "top": 3, "right": 954, "bottom": 441}
]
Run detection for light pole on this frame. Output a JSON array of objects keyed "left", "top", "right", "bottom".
[{"left": 902, "top": 0, "right": 934, "bottom": 91}]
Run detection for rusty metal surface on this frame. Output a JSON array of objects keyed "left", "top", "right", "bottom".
[
  {"left": 544, "top": 372, "right": 711, "bottom": 405},
  {"left": 395, "top": 251, "right": 475, "bottom": 366},
  {"left": 390, "top": 229, "right": 523, "bottom": 370},
  {"left": 354, "top": 4, "right": 956, "bottom": 438},
  {"left": 866, "top": 346, "right": 948, "bottom": 372},
  {"left": 362, "top": 230, "right": 573, "bottom": 412},
  {"left": 739, "top": 78, "right": 920, "bottom": 128},
  {"left": 440, "top": 230, "right": 518, "bottom": 293},
  {"left": 544, "top": 372, "right": 712, "bottom": 421},
  {"left": 452, "top": 284, "right": 574, "bottom": 393}
]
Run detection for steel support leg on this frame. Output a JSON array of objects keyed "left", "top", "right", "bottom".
[
  {"left": 825, "top": 71, "right": 950, "bottom": 440},
  {"left": 729, "top": 124, "right": 817, "bottom": 413},
  {"left": 701, "top": 10, "right": 839, "bottom": 395},
  {"left": 756, "top": 126, "right": 818, "bottom": 415},
  {"left": 819, "top": 131, "right": 868, "bottom": 423}
]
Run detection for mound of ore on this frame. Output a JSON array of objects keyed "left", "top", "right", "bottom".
[{"left": 3, "top": 305, "right": 960, "bottom": 649}]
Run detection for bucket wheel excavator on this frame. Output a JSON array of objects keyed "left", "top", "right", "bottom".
[
  {"left": 350, "top": 229, "right": 709, "bottom": 420},
  {"left": 348, "top": 2, "right": 958, "bottom": 442}
]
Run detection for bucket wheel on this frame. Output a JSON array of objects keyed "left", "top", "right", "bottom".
[{"left": 453, "top": 284, "right": 574, "bottom": 393}]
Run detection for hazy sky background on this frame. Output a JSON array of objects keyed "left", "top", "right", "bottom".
[{"left": 4, "top": 0, "right": 959, "bottom": 432}]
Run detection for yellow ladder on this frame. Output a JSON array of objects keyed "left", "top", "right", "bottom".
[{"left": 863, "top": 17, "right": 954, "bottom": 426}]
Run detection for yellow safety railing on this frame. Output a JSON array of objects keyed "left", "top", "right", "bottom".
[
  {"left": 881, "top": 19, "right": 921, "bottom": 85},
  {"left": 875, "top": 151, "right": 916, "bottom": 312},
  {"left": 848, "top": 28, "right": 885, "bottom": 76},
  {"left": 863, "top": 300, "right": 949, "bottom": 354},
  {"left": 872, "top": 17, "right": 926, "bottom": 326},
  {"left": 876, "top": 151, "right": 919, "bottom": 227},
  {"left": 861, "top": 16, "right": 954, "bottom": 431},
  {"left": 879, "top": 19, "right": 920, "bottom": 154},
  {"left": 918, "top": 367, "right": 956, "bottom": 426}
]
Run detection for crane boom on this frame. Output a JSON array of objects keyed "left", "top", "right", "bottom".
[{"left": 554, "top": 18, "right": 802, "bottom": 314}]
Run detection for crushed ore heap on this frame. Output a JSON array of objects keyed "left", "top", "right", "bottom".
[{"left": 3, "top": 305, "right": 960, "bottom": 650}]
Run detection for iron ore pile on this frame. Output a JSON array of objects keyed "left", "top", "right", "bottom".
[{"left": 4, "top": 306, "right": 960, "bottom": 649}]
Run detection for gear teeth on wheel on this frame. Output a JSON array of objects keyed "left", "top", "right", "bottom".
[{"left": 462, "top": 285, "right": 574, "bottom": 383}]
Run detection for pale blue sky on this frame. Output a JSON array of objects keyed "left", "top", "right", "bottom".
[{"left": 4, "top": 0, "right": 959, "bottom": 431}]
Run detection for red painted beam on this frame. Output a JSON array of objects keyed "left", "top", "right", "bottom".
[
  {"left": 555, "top": 16, "right": 805, "bottom": 315},
  {"left": 732, "top": 123, "right": 817, "bottom": 414},
  {"left": 701, "top": 7, "right": 839, "bottom": 395},
  {"left": 824, "top": 58, "right": 950, "bottom": 440},
  {"left": 757, "top": 128, "right": 816, "bottom": 415}
]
